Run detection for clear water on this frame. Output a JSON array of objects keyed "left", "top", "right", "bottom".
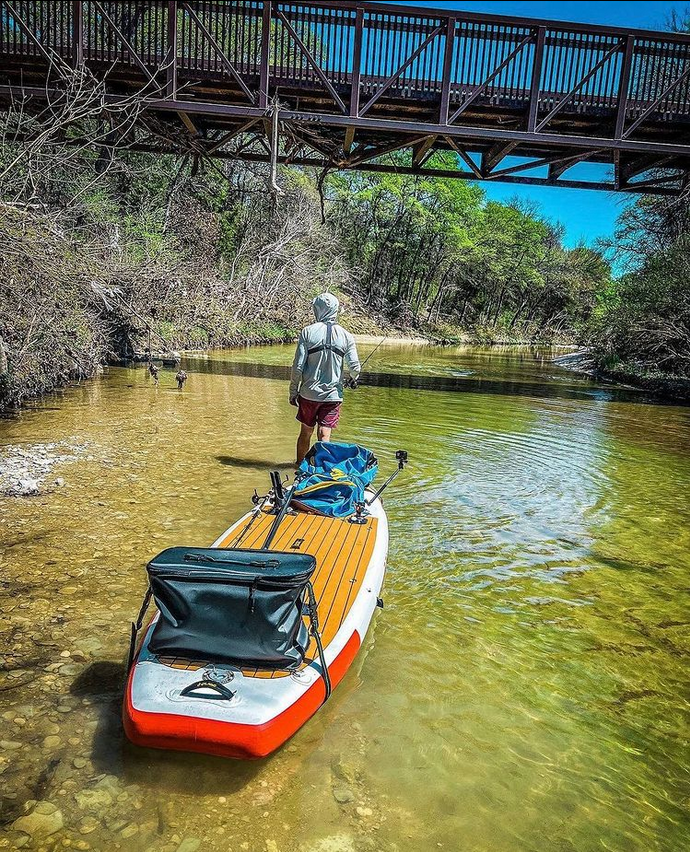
[{"left": 1, "top": 343, "right": 689, "bottom": 852}]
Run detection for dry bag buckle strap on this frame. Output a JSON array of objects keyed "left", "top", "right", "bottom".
[
  {"left": 126, "top": 587, "right": 153, "bottom": 672},
  {"left": 306, "top": 582, "right": 332, "bottom": 702}
]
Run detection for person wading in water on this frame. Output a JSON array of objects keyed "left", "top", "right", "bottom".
[{"left": 289, "top": 293, "right": 361, "bottom": 465}]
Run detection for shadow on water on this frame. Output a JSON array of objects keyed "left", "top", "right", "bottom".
[
  {"left": 216, "top": 455, "right": 293, "bottom": 470},
  {"left": 179, "top": 358, "right": 676, "bottom": 406},
  {"left": 70, "top": 662, "right": 265, "bottom": 794}
]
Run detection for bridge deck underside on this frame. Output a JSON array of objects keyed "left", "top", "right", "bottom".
[{"left": 1, "top": 1, "right": 689, "bottom": 193}]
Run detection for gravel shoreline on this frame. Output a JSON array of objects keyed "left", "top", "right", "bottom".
[{"left": 0, "top": 441, "right": 92, "bottom": 497}]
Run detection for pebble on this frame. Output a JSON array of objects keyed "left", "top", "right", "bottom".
[
  {"left": 332, "top": 786, "right": 355, "bottom": 805},
  {"left": 73, "top": 758, "right": 87, "bottom": 769},
  {"left": 75, "top": 788, "right": 113, "bottom": 810},
  {"left": 175, "top": 840, "right": 201, "bottom": 852},
  {"left": 43, "top": 735, "right": 62, "bottom": 749},
  {"left": 355, "top": 806, "right": 373, "bottom": 818},
  {"left": 120, "top": 824, "right": 139, "bottom": 838},
  {"left": 17, "top": 478, "right": 40, "bottom": 495},
  {"left": 79, "top": 816, "right": 99, "bottom": 835}
]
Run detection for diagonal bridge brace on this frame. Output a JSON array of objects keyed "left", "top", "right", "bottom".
[
  {"left": 2, "top": 0, "right": 55, "bottom": 65},
  {"left": 273, "top": 7, "right": 348, "bottom": 114},
  {"left": 622, "top": 61, "right": 690, "bottom": 139},
  {"left": 181, "top": 2, "right": 256, "bottom": 105},
  {"left": 535, "top": 38, "right": 625, "bottom": 132},
  {"left": 92, "top": 1, "right": 159, "bottom": 86},
  {"left": 359, "top": 23, "right": 445, "bottom": 117},
  {"left": 448, "top": 32, "right": 533, "bottom": 125}
]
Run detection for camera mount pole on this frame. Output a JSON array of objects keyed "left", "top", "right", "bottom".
[{"left": 366, "top": 450, "right": 408, "bottom": 505}]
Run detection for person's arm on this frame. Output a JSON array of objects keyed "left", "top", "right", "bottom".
[
  {"left": 344, "top": 333, "right": 361, "bottom": 384},
  {"left": 289, "top": 332, "right": 307, "bottom": 404}
]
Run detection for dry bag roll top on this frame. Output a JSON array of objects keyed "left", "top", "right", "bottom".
[{"left": 146, "top": 547, "right": 316, "bottom": 669}]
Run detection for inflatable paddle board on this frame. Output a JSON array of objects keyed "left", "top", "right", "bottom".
[{"left": 123, "top": 489, "right": 388, "bottom": 759}]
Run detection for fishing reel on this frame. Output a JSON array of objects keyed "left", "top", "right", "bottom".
[
  {"left": 395, "top": 450, "right": 408, "bottom": 470},
  {"left": 349, "top": 501, "right": 368, "bottom": 525},
  {"left": 251, "top": 489, "right": 265, "bottom": 506}
]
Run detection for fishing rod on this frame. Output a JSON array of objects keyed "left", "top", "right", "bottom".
[
  {"left": 360, "top": 335, "right": 388, "bottom": 370},
  {"left": 347, "top": 335, "right": 387, "bottom": 389}
]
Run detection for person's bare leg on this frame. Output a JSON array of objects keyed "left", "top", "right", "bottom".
[
  {"left": 296, "top": 423, "right": 314, "bottom": 465},
  {"left": 317, "top": 425, "right": 332, "bottom": 443}
]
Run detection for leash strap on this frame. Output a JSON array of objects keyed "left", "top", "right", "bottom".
[{"left": 127, "top": 587, "right": 152, "bottom": 672}]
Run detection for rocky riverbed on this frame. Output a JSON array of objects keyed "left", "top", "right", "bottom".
[{"left": 0, "top": 441, "right": 92, "bottom": 497}]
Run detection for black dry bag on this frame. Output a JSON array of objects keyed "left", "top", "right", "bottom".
[{"left": 146, "top": 547, "right": 316, "bottom": 669}]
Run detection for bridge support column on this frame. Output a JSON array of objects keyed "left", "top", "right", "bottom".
[
  {"left": 167, "top": 1, "right": 178, "bottom": 98},
  {"left": 527, "top": 27, "right": 545, "bottom": 131},
  {"left": 71, "top": 0, "right": 83, "bottom": 66},
  {"left": 260, "top": 2, "right": 272, "bottom": 108},
  {"left": 439, "top": 16, "right": 456, "bottom": 125}
]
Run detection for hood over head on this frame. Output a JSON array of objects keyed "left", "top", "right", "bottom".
[{"left": 312, "top": 292, "right": 339, "bottom": 323}]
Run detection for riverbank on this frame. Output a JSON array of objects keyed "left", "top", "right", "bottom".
[{"left": 553, "top": 350, "right": 690, "bottom": 403}]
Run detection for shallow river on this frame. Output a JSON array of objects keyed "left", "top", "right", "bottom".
[{"left": 1, "top": 343, "right": 689, "bottom": 852}]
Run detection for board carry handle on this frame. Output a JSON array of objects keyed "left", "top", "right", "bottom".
[{"left": 180, "top": 680, "right": 236, "bottom": 701}]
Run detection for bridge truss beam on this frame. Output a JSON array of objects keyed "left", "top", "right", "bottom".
[{"left": 0, "top": 0, "right": 689, "bottom": 193}]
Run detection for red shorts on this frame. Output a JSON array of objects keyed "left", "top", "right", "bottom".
[{"left": 296, "top": 396, "right": 341, "bottom": 429}]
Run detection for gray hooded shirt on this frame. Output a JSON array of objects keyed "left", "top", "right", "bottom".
[{"left": 289, "top": 294, "right": 361, "bottom": 403}]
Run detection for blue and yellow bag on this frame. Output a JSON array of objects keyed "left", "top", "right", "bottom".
[{"left": 293, "top": 442, "right": 378, "bottom": 518}]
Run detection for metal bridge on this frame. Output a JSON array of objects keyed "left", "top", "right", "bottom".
[{"left": 1, "top": 0, "right": 690, "bottom": 193}]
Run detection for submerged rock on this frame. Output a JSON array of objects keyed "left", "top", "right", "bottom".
[
  {"left": 79, "top": 815, "right": 99, "bottom": 834},
  {"left": 332, "top": 785, "right": 355, "bottom": 805},
  {"left": 75, "top": 788, "right": 113, "bottom": 810},
  {"left": 175, "top": 838, "right": 201, "bottom": 852},
  {"left": 17, "top": 478, "right": 40, "bottom": 496},
  {"left": 12, "top": 801, "right": 63, "bottom": 838},
  {"left": 303, "top": 835, "right": 357, "bottom": 852}
]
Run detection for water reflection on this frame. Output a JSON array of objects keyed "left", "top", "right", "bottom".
[{"left": 176, "top": 355, "right": 667, "bottom": 405}]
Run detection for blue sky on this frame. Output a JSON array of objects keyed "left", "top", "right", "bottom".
[{"left": 393, "top": 1, "right": 688, "bottom": 248}]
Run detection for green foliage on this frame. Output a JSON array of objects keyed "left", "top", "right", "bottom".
[
  {"left": 590, "top": 14, "right": 690, "bottom": 378},
  {"left": 593, "top": 211, "right": 690, "bottom": 375},
  {"left": 327, "top": 162, "right": 610, "bottom": 339}
]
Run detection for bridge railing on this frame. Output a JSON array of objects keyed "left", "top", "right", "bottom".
[{"left": 1, "top": 1, "right": 689, "bottom": 126}]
